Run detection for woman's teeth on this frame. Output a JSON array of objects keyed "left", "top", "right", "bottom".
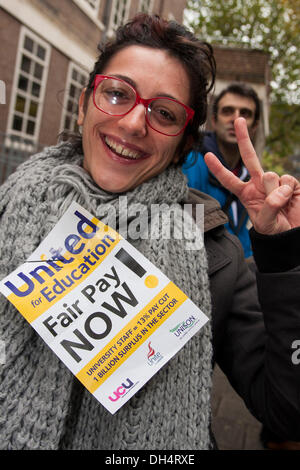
[{"left": 105, "top": 137, "right": 142, "bottom": 159}]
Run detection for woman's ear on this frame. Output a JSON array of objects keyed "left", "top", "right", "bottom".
[
  {"left": 77, "top": 88, "right": 87, "bottom": 126},
  {"left": 183, "top": 134, "right": 194, "bottom": 154}
]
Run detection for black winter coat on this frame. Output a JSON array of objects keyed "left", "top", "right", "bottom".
[{"left": 186, "top": 189, "right": 300, "bottom": 440}]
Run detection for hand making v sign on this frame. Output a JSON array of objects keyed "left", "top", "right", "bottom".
[{"left": 204, "top": 117, "right": 300, "bottom": 235}]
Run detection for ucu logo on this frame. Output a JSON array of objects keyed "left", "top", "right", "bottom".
[{"left": 108, "top": 378, "right": 134, "bottom": 402}]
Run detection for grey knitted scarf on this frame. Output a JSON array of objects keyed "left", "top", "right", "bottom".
[{"left": 0, "top": 142, "right": 212, "bottom": 450}]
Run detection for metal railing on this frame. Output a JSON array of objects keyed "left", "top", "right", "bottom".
[{"left": 0, "top": 132, "right": 46, "bottom": 184}]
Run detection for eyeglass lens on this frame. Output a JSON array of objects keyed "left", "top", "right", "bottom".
[{"left": 94, "top": 78, "right": 188, "bottom": 135}]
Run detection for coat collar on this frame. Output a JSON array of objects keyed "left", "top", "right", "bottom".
[{"left": 184, "top": 187, "right": 228, "bottom": 233}]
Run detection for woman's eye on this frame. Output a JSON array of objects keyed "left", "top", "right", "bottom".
[
  {"left": 153, "top": 107, "right": 176, "bottom": 122},
  {"left": 105, "top": 89, "right": 128, "bottom": 100}
]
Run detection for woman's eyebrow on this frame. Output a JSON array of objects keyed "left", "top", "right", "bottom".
[
  {"left": 112, "top": 74, "right": 136, "bottom": 88},
  {"left": 110, "top": 74, "right": 178, "bottom": 100}
]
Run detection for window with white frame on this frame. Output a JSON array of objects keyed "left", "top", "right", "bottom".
[
  {"left": 60, "top": 62, "right": 89, "bottom": 133},
  {"left": 109, "top": 0, "right": 131, "bottom": 32},
  {"left": 138, "top": 0, "right": 154, "bottom": 14},
  {"left": 84, "top": 0, "right": 100, "bottom": 11},
  {"left": 7, "top": 27, "right": 50, "bottom": 143}
]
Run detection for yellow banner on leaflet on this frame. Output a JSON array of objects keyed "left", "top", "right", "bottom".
[
  {"left": 7, "top": 223, "right": 120, "bottom": 323},
  {"left": 76, "top": 281, "right": 187, "bottom": 393}
]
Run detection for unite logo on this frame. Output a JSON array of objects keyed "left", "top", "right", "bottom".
[
  {"left": 147, "top": 342, "right": 155, "bottom": 361},
  {"left": 108, "top": 378, "right": 134, "bottom": 402},
  {"left": 147, "top": 341, "right": 163, "bottom": 366}
]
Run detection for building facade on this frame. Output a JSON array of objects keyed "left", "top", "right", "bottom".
[{"left": 0, "top": 0, "right": 186, "bottom": 180}]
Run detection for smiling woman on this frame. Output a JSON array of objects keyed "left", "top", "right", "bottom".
[{"left": 0, "top": 13, "right": 300, "bottom": 451}]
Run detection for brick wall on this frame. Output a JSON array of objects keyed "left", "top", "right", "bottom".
[
  {"left": 157, "top": 0, "right": 187, "bottom": 22},
  {"left": 38, "top": 47, "right": 69, "bottom": 146},
  {"left": 213, "top": 46, "right": 270, "bottom": 85},
  {"left": 31, "top": 0, "right": 102, "bottom": 54},
  {"left": 128, "top": 0, "right": 187, "bottom": 23}
]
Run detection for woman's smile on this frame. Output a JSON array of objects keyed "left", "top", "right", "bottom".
[{"left": 101, "top": 134, "right": 151, "bottom": 163}]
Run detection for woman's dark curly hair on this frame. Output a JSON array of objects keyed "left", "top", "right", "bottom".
[{"left": 71, "top": 13, "right": 216, "bottom": 165}]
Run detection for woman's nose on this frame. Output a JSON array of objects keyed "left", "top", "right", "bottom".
[{"left": 118, "top": 104, "right": 147, "bottom": 137}]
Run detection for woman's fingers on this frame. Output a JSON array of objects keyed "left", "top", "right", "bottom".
[
  {"left": 280, "top": 173, "right": 299, "bottom": 191},
  {"left": 234, "top": 118, "right": 264, "bottom": 181},
  {"left": 204, "top": 152, "right": 244, "bottom": 196},
  {"left": 263, "top": 172, "right": 279, "bottom": 195},
  {"left": 255, "top": 185, "right": 293, "bottom": 233}
]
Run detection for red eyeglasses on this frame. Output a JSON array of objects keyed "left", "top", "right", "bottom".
[{"left": 92, "top": 74, "right": 194, "bottom": 137}]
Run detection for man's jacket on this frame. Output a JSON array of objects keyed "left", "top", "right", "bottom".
[
  {"left": 184, "top": 188, "right": 300, "bottom": 440},
  {"left": 183, "top": 132, "right": 252, "bottom": 258}
]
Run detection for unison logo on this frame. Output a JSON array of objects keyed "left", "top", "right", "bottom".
[{"left": 169, "top": 316, "right": 197, "bottom": 339}]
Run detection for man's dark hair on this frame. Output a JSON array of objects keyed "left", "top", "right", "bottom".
[{"left": 212, "top": 82, "right": 260, "bottom": 124}]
